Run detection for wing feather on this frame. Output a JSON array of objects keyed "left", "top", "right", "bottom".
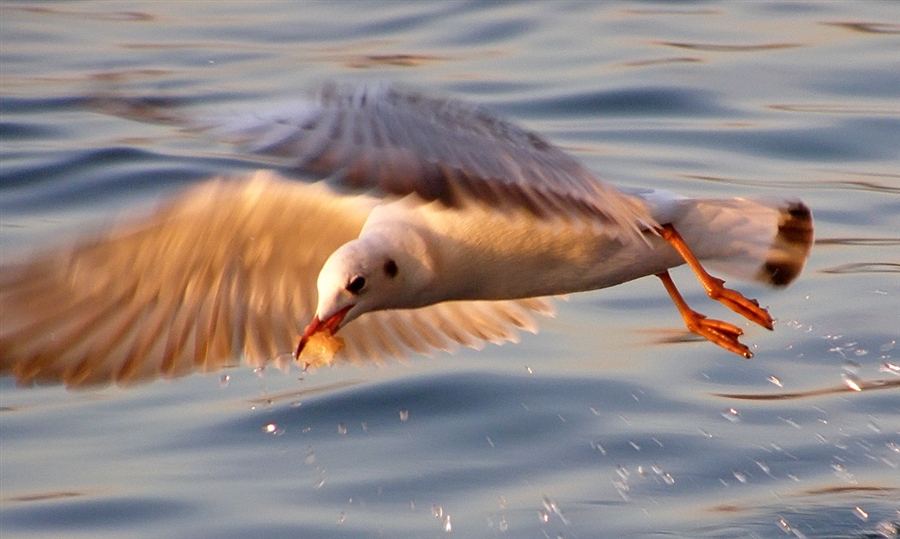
[
  {"left": 93, "top": 82, "right": 653, "bottom": 237},
  {"left": 2, "top": 171, "right": 555, "bottom": 388}
]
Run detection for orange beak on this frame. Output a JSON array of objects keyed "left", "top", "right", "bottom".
[{"left": 295, "top": 305, "right": 352, "bottom": 359}]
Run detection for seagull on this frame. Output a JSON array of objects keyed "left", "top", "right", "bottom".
[{"left": 0, "top": 82, "right": 813, "bottom": 388}]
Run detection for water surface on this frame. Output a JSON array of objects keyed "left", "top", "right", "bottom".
[{"left": 1, "top": 2, "right": 898, "bottom": 538}]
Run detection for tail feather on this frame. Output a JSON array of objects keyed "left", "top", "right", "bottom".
[
  {"left": 675, "top": 198, "right": 813, "bottom": 287},
  {"left": 758, "top": 202, "right": 814, "bottom": 286},
  {"left": 632, "top": 189, "right": 814, "bottom": 287}
]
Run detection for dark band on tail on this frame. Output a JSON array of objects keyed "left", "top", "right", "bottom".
[{"left": 759, "top": 202, "right": 814, "bottom": 287}]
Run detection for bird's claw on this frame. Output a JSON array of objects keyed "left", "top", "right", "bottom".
[
  {"left": 684, "top": 311, "right": 754, "bottom": 359},
  {"left": 707, "top": 284, "right": 773, "bottom": 330}
]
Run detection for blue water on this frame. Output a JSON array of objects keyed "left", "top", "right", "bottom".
[{"left": 1, "top": 2, "right": 898, "bottom": 538}]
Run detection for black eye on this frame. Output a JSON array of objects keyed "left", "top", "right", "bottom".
[
  {"left": 346, "top": 276, "right": 366, "bottom": 295},
  {"left": 383, "top": 259, "right": 398, "bottom": 278}
]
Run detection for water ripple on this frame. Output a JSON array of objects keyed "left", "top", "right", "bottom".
[
  {"left": 685, "top": 174, "right": 900, "bottom": 195},
  {"left": 820, "top": 263, "right": 900, "bottom": 275},
  {"left": 656, "top": 41, "right": 801, "bottom": 52},
  {"left": 714, "top": 378, "right": 900, "bottom": 401}
]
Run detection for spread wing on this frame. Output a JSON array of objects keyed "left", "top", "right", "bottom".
[
  {"left": 1, "top": 171, "right": 553, "bottom": 388},
  {"left": 93, "top": 82, "right": 653, "bottom": 237}
]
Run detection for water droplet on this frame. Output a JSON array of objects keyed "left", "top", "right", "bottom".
[
  {"left": 662, "top": 472, "right": 675, "bottom": 485},
  {"left": 722, "top": 408, "right": 741, "bottom": 423},
  {"left": 338, "top": 423, "right": 347, "bottom": 435},
  {"left": 219, "top": 374, "right": 230, "bottom": 387},
  {"left": 263, "top": 423, "right": 283, "bottom": 435},
  {"left": 304, "top": 447, "right": 316, "bottom": 465},
  {"left": 613, "top": 479, "right": 631, "bottom": 500},
  {"left": 289, "top": 400, "right": 302, "bottom": 408},
  {"left": 854, "top": 506, "right": 869, "bottom": 521},
  {"left": 525, "top": 365, "right": 533, "bottom": 374},
  {"left": 254, "top": 366, "right": 266, "bottom": 378},
  {"left": 767, "top": 375, "right": 783, "bottom": 387},
  {"left": 541, "top": 495, "right": 569, "bottom": 525},
  {"left": 432, "top": 505, "right": 443, "bottom": 519},
  {"left": 539, "top": 509, "right": 550, "bottom": 523},
  {"left": 592, "top": 441, "right": 607, "bottom": 455},
  {"left": 842, "top": 373, "right": 862, "bottom": 392},
  {"left": 879, "top": 340, "right": 896, "bottom": 353},
  {"left": 879, "top": 362, "right": 899, "bottom": 375},
  {"left": 732, "top": 471, "right": 747, "bottom": 484},
  {"left": 874, "top": 520, "right": 900, "bottom": 537},
  {"left": 442, "top": 515, "right": 451, "bottom": 532},
  {"left": 589, "top": 406, "right": 600, "bottom": 416},
  {"left": 399, "top": 409, "right": 409, "bottom": 422},
  {"left": 778, "top": 517, "right": 793, "bottom": 532},
  {"left": 361, "top": 422, "right": 368, "bottom": 432},
  {"left": 843, "top": 360, "right": 861, "bottom": 374},
  {"left": 314, "top": 478, "right": 325, "bottom": 489},
  {"left": 497, "top": 516, "right": 508, "bottom": 532},
  {"left": 486, "top": 436, "right": 495, "bottom": 447},
  {"left": 855, "top": 349, "right": 868, "bottom": 356},
  {"left": 831, "top": 462, "right": 856, "bottom": 483},
  {"left": 498, "top": 496, "right": 506, "bottom": 508},
  {"left": 337, "top": 511, "right": 346, "bottom": 523},
  {"left": 629, "top": 441, "right": 641, "bottom": 451}
]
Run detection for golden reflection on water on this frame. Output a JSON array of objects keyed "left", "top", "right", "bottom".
[
  {"left": 4, "top": 491, "right": 84, "bottom": 503},
  {"left": 342, "top": 53, "right": 447, "bottom": 69}
]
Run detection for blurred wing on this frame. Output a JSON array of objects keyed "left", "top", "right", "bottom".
[
  {"left": 94, "top": 82, "right": 653, "bottom": 236},
  {"left": 1, "top": 170, "right": 555, "bottom": 388},
  {"left": 1, "top": 171, "right": 366, "bottom": 387},
  {"left": 337, "top": 297, "right": 556, "bottom": 365}
]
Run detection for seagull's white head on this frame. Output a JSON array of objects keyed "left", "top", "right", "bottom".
[{"left": 295, "top": 234, "right": 431, "bottom": 358}]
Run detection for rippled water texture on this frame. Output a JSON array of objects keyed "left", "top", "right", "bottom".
[{"left": 1, "top": 2, "right": 898, "bottom": 538}]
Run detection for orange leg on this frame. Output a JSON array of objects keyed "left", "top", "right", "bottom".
[
  {"left": 657, "top": 224, "right": 773, "bottom": 330},
  {"left": 656, "top": 270, "right": 753, "bottom": 358}
]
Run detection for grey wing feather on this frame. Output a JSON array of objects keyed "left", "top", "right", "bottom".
[
  {"left": 216, "top": 83, "right": 652, "bottom": 233},
  {"left": 94, "top": 82, "right": 653, "bottom": 236}
]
